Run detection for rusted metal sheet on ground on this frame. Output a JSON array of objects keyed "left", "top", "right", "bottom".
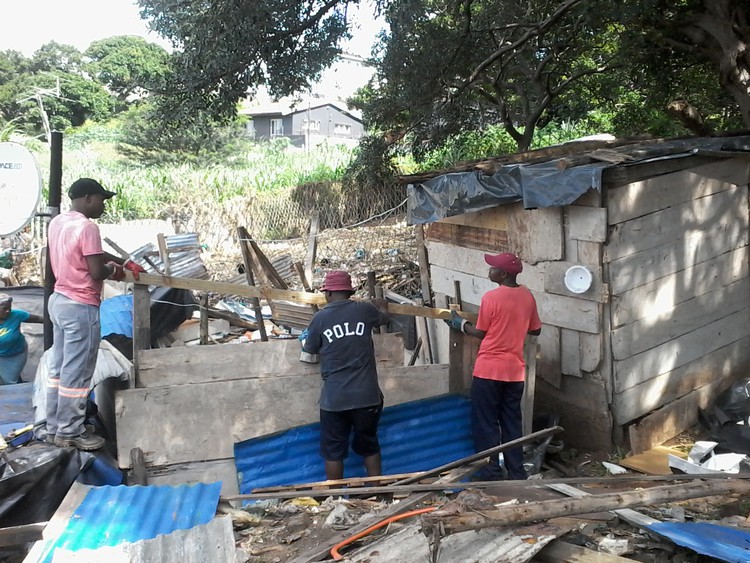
[{"left": 346, "top": 521, "right": 567, "bottom": 563}]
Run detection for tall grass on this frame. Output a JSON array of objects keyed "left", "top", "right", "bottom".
[{"left": 29, "top": 129, "right": 355, "bottom": 222}]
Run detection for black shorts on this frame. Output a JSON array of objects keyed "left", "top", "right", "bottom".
[{"left": 319, "top": 402, "right": 383, "bottom": 462}]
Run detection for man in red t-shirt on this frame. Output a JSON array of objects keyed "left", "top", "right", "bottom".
[{"left": 446, "top": 252, "right": 541, "bottom": 480}]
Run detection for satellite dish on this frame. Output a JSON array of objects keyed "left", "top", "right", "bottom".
[{"left": 0, "top": 142, "right": 43, "bottom": 237}]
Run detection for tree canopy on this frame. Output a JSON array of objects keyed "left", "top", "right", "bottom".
[
  {"left": 137, "top": 0, "right": 357, "bottom": 120},
  {"left": 85, "top": 35, "right": 172, "bottom": 102}
]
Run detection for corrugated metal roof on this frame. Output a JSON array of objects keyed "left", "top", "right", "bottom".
[
  {"left": 40, "top": 482, "right": 221, "bottom": 563},
  {"left": 0, "top": 381, "right": 34, "bottom": 427},
  {"left": 646, "top": 521, "right": 750, "bottom": 563},
  {"left": 51, "top": 515, "right": 237, "bottom": 563},
  {"left": 131, "top": 233, "right": 209, "bottom": 280},
  {"left": 235, "top": 394, "right": 473, "bottom": 494}
]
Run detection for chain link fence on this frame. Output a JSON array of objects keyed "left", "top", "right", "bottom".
[{"left": 8, "top": 182, "right": 423, "bottom": 300}]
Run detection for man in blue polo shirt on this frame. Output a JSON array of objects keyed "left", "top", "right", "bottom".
[{"left": 302, "top": 270, "right": 390, "bottom": 480}]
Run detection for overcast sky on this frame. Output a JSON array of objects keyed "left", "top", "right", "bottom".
[{"left": 1, "top": 0, "right": 382, "bottom": 57}]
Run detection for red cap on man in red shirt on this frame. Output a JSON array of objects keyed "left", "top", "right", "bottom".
[{"left": 484, "top": 252, "right": 523, "bottom": 274}]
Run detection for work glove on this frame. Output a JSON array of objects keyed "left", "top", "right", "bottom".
[
  {"left": 444, "top": 310, "right": 469, "bottom": 333},
  {"left": 109, "top": 263, "right": 126, "bottom": 282},
  {"left": 123, "top": 259, "right": 147, "bottom": 280},
  {"left": 298, "top": 328, "right": 309, "bottom": 348}
]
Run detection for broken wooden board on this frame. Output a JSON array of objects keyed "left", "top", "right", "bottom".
[
  {"left": 116, "top": 364, "right": 450, "bottom": 468},
  {"left": 146, "top": 459, "right": 240, "bottom": 497},
  {"left": 505, "top": 203, "right": 564, "bottom": 264},
  {"left": 620, "top": 446, "right": 689, "bottom": 476},
  {"left": 137, "top": 333, "right": 405, "bottom": 388}
]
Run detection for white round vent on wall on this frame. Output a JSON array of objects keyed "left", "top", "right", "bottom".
[{"left": 564, "top": 265, "right": 593, "bottom": 294}]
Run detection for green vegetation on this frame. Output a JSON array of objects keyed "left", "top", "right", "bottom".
[{"left": 31, "top": 124, "right": 354, "bottom": 223}]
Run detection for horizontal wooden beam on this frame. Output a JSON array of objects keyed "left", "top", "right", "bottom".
[{"left": 126, "top": 272, "right": 478, "bottom": 322}]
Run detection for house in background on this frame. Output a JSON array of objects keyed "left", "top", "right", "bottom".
[{"left": 240, "top": 98, "right": 365, "bottom": 149}]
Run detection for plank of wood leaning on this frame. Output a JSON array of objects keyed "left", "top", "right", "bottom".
[
  {"left": 537, "top": 324, "right": 562, "bottom": 388},
  {"left": 116, "top": 365, "right": 450, "bottom": 468},
  {"left": 611, "top": 277, "right": 750, "bottom": 360},
  {"left": 605, "top": 188, "right": 743, "bottom": 262},
  {"left": 612, "top": 335, "right": 750, "bottom": 424},
  {"left": 606, "top": 158, "right": 750, "bottom": 225},
  {"left": 560, "top": 328, "right": 582, "bottom": 378},
  {"left": 614, "top": 308, "right": 750, "bottom": 393},
  {"left": 611, "top": 246, "right": 748, "bottom": 328}
]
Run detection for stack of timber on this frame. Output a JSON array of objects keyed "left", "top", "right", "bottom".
[{"left": 115, "top": 334, "right": 450, "bottom": 495}]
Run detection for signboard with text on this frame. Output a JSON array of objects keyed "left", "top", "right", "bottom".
[{"left": 0, "top": 142, "right": 43, "bottom": 237}]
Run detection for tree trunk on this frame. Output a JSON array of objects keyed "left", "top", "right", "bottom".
[{"left": 681, "top": 1, "right": 750, "bottom": 127}]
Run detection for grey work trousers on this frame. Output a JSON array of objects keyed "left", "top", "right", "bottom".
[{"left": 46, "top": 292, "right": 100, "bottom": 438}]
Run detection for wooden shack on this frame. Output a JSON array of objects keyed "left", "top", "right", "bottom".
[{"left": 407, "top": 135, "right": 750, "bottom": 452}]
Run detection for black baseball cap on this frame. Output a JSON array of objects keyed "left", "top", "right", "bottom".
[{"left": 68, "top": 178, "right": 117, "bottom": 200}]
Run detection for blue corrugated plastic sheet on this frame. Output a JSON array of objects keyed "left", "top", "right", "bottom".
[
  {"left": 235, "top": 394, "right": 473, "bottom": 495},
  {"left": 646, "top": 522, "right": 750, "bottom": 563},
  {"left": 41, "top": 482, "right": 221, "bottom": 562},
  {"left": 100, "top": 294, "right": 134, "bottom": 338}
]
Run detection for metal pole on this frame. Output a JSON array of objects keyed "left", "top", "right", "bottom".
[{"left": 43, "top": 131, "right": 62, "bottom": 350}]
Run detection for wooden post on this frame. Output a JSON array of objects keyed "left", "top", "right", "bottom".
[
  {"left": 522, "top": 336, "right": 539, "bottom": 436},
  {"left": 294, "top": 261, "right": 319, "bottom": 313},
  {"left": 416, "top": 298, "right": 434, "bottom": 364},
  {"left": 156, "top": 233, "right": 171, "bottom": 276},
  {"left": 367, "top": 271, "right": 380, "bottom": 333},
  {"left": 237, "top": 226, "right": 268, "bottom": 341},
  {"left": 304, "top": 210, "right": 319, "bottom": 286},
  {"left": 199, "top": 293, "right": 209, "bottom": 345},
  {"left": 43, "top": 131, "right": 63, "bottom": 351},
  {"left": 374, "top": 284, "right": 388, "bottom": 333},
  {"left": 132, "top": 283, "right": 151, "bottom": 386},
  {"left": 415, "top": 224, "right": 432, "bottom": 306}
]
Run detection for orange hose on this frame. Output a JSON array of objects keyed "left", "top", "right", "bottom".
[{"left": 330, "top": 506, "right": 437, "bottom": 560}]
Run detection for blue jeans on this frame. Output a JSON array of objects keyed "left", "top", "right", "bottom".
[
  {"left": 0, "top": 340, "right": 28, "bottom": 385},
  {"left": 46, "top": 292, "right": 100, "bottom": 438},
  {"left": 471, "top": 377, "right": 526, "bottom": 480}
]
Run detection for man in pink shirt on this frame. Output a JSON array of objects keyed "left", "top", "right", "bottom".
[
  {"left": 446, "top": 252, "right": 541, "bottom": 480},
  {"left": 46, "top": 178, "right": 144, "bottom": 450}
]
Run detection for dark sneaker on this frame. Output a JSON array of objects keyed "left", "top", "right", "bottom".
[
  {"left": 54, "top": 429, "right": 105, "bottom": 451},
  {"left": 469, "top": 463, "right": 506, "bottom": 482}
]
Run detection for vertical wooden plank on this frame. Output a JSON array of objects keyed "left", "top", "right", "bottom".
[
  {"left": 305, "top": 211, "right": 320, "bottom": 285},
  {"left": 522, "top": 337, "right": 538, "bottom": 435},
  {"left": 199, "top": 293, "right": 209, "bottom": 345},
  {"left": 579, "top": 332, "right": 602, "bottom": 373},
  {"left": 537, "top": 325, "right": 561, "bottom": 388},
  {"left": 560, "top": 328, "right": 581, "bottom": 377},
  {"left": 415, "top": 224, "right": 433, "bottom": 306},
  {"left": 238, "top": 226, "right": 268, "bottom": 342},
  {"left": 132, "top": 283, "right": 151, "bottom": 386},
  {"left": 157, "top": 233, "right": 171, "bottom": 276}
]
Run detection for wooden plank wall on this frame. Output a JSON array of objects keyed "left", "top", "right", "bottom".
[
  {"left": 116, "top": 335, "right": 450, "bottom": 468},
  {"left": 425, "top": 195, "right": 613, "bottom": 449},
  {"left": 606, "top": 159, "right": 750, "bottom": 449}
]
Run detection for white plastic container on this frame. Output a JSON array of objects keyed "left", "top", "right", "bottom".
[{"left": 564, "top": 265, "right": 593, "bottom": 294}]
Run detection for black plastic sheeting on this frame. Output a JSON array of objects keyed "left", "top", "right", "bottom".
[
  {"left": 406, "top": 135, "right": 750, "bottom": 224},
  {"left": 149, "top": 287, "right": 197, "bottom": 347},
  {"left": 700, "top": 378, "right": 750, "bottom": 456},
  {"left": 0, "top": 444, "right": 80, "bottom": 527},
  {"left": 407, "top": 161, "right": 607, "bottom": 224}
]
